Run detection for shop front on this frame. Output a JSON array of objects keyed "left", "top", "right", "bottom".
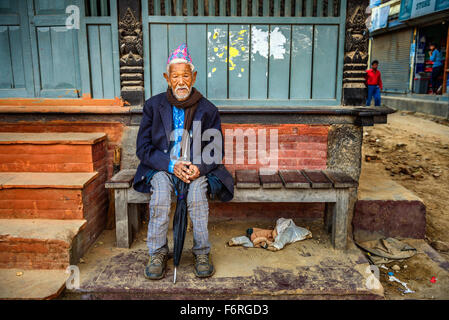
[{"left": 369, "top": 0, "right": 449, "bottom": 95}]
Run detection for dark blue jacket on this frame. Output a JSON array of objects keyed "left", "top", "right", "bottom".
[{"left": 133, "top": 92, "right": 234, "bottom": 202}]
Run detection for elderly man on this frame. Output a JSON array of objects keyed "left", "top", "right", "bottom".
[{"left": 133, "top": 43, "right": 234, "bottom": 280}]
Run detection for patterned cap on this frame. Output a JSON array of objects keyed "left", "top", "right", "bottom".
[{"left": 167, "top": 43, "right": 194, "bottom": 70}]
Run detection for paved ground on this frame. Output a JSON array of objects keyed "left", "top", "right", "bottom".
[{"left": 62, "top": 218, "right": 383, "bottom": 300}]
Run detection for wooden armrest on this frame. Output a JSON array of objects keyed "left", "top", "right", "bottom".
[{"left": 105, "top": 169, "right": 136, "bottom": 189}]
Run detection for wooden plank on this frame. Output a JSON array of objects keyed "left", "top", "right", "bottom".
[
  {"left": 260, "top": 172, "right": 282, "bottom": 189},
  {"left": 105, "top": 169, "right": 136, "bottom": 189},
  {"left": 198, "top": 0, "right": 204, "bottom": 16},
  {"left": 290, "top": 25, "right": 313, "bottom": 99},
  {"left": 0, "top": 27, "right": 13, "bottom": 89},
  {"left": 87, "top": 25, "right": 103, "bottom": 98},
  {"left": 176, "top": 0, "right": 183, "bottom": 16},
  {"left": 9, "top": 26, "right": 25, "bottom": 88},
  {"left": 295, "top": 0, "right": 303, "bottom": 16},
  {"left": 285, "top": 0, "right": 291, "bottom": 17},
  {"left": 252, "top": 0, "right": 259, "bottom": 16},
  {"left": 89, "top": 0, "right": 98, "bottom": 16},
  {"left": 207, "top": 24, "right": 228, "bottom": 98},
  {"left": 231, "top": 188, "right": 337, "bottom": 202},
  {"left": 302, "top": 170, "right": 333, "bottom": 188},
  {"left": 332, "top": 189, "right": 349, "bottom": 250},
  {"left": 268, "top": 25, "right": 291, "bottom": 99},
  {"left": 263, "top": 0, "right": 269, "bottom": 16},
  {"left": 317, "top": 0, "right": 324, "bottom": 17},
  {"left": 305, "top": 0, "right": 313, "bottom": 16},
  {"left": 168, "top": 23, "right": 186, "bottom": 54},
  {"left": 187, "top": 0, "right": 194, "bottom": 16},
  {"left": 328, "top": 0, "right": 334, "bottom": 17},
  {"left": 114, "top": 189, "right": 132, "bottom": 248},
  {"left": 249, "top": 24, "right": 269, "bottom": 99},
  {"left": 100, "top": 0, "right": 108, "bottom": 16},
  {"left": 219, "top": 0, "right": 226, "bottom": 16},
  {"left": 228, "top": 24, "right": 249, "bottom": 99},
  {"left": 273, "top": 0, "right": 280, "bottom": 16},
  {"left": 278, "top": 170, "right": 310, "bottom": 188},
  {"left": 209, "top": 0, "right": 215, "bottom": 16},
  {"left": 235, "top": 169, "right": 260, "bottom": 188},
  {"left": 187, "top": 24, "right": 207, "bottom": 94},
  {"left": 324, "top": 171, "right": 358, "bottom": 188},
  {"left": 163, "top": 0, "right": 170, "bottom": 16},
  {"left": 241, "top": 0, "right": 248, "bottom": 16},
  {"left": 230, "top": 0, "right": 237, "bottom": 16},
  {"left": 312, "top": 25, "right": 338, "bottom": 99},
  {"left": 99, "top": 25, "right": 115, "bottom": 98},
  {"left": 150, "top": 24, "right": 168, "bottom": 95},
  {"left": 110, "top": 0, "right": 121, "bottom": 98}
]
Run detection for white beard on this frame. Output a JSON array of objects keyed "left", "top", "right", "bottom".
[{"left": 173, "top": 85, "right": 191, "bottom": 100}]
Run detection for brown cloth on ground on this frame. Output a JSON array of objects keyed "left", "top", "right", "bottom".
[
  {"left": 356, "top": 237, "right": 417, "bottom": 265},
  {"left": 249, "top": 228, "right": 278, "bottom": 248}
]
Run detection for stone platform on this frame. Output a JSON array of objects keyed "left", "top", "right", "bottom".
[
  {"left": 354, "top": 164, "right": 426, "bottom": 242},
  {"left": 62, "top": 219, "right": 384, "bottom": 300}
]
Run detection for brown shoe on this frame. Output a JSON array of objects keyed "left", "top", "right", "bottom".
[
  {"left": 193, "top": 253, "right": 215, "bottom": 278},
  {"left": 144, "top": 252, "right": 168, "bottom": 280}
]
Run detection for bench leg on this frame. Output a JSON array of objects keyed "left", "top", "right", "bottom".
[
  {"left": 331, "top": 189, "right": 349, "bottom": 250},
  {"left": 324, "top": 202, "right": 333, "bottom": 233},
  {"left": 114, "top": 189, "right": 132, "bottom": 248},
  {"left": 129, "top": 203, "right": 140, "bottom": 240}
]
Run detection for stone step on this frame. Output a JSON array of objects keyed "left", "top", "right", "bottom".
[
  {"left": 354, "top": 164, "right": 426, "bottom": 242},
  {"left": 0, "top": 219, "right": 86, "bottom": 270},
  {"left": 0, "top": 132, "right": 107, "bottom": 172},
  {"left": 0, "top": 172, "right": 106, "bottom": 220},
  {"left": 0, "top": 268, "right": 69, "bottom": 299}
]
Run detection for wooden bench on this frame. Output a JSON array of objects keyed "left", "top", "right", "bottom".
[{"left": 105, "top": 169, "right": 357, "bottom": 250}]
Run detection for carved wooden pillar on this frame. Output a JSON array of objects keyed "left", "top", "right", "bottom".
[
  {"left": 118, "top": 0, "right": 144, "bottom": 106},
  {"left": 343, "top": 0, "right": 369, "bottom": 106}
]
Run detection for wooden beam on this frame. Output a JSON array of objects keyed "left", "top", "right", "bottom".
[{"left": 443, "top": 24, "right": 449, "bottom": 94}]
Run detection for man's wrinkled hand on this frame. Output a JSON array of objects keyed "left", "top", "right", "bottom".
[
  {"left": 187, "top": 164, "right": 200, "bottom": 181},
  {"left": 173, "top": 160, "right": 192, "bottom": 183}
]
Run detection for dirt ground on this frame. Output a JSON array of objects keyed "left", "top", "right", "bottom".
[{"left": 362, "top": 110, "right": 449, "bottom": 299}]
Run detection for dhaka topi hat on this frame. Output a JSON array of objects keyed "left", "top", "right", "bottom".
[{"left": 167, "top": 43, "right": 194, "bottom": 73}]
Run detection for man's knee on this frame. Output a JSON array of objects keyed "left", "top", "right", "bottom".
[
  {"left": 150, "top": 171, "right": 172, "bottom": 206},
  {"left": 187, "top": 176, "right": 208, "bottom": 206}
]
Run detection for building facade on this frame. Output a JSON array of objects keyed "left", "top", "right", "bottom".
[{"left": 0, "top": 1, "right": 391, "bottom": 271}]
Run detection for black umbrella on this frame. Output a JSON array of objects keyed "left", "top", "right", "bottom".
[{"left": 172, "top": 175, "right": 189, "bottom": 283}]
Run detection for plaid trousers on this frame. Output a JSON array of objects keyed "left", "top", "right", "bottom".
[{"left": 146, "top": 171, "right": 211, "bottom": 256}]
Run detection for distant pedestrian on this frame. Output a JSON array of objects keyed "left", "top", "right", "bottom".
[
  {"left": 366, "top": 60, "right": 383, "bottom": 107},
  {"left": 429, "top": 43, "right": 443, "bottom": 94}
]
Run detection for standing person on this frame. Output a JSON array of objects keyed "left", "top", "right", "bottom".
[
  {"left": 429, "top": 43, "right": 443, "bottom": 94},
  {"left": 366, "top": 60, "right": 383, "bottom": 107}
]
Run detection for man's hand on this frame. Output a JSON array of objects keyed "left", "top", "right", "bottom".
[
  {"left": 173, "top": 160, "right": 192, "bottom": 183},
  {"left": 187, "top": 164, "right": 200, "bottom": 181}
]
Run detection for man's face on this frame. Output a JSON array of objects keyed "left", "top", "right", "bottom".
[
  {"left": 163, "top": 63, "right": 197, "bottom": 101},
  {"left": 430, "top": 44, "right": 435, "bottom": 51},
  {"left": 372, "top": 63, "right": 378, "bottom": 70}
]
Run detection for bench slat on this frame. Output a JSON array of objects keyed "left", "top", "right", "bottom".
[
  {"left": 235, "top": 170, "right": 260, "bottom": 188},
  {"left": 259, "top": 171, "right": 283, "bottom": 189},
  {"left": 302, "top": 170, "right": 333, "bottom": 188},
  {"left": 279, "top": 170, "right": 310, "bottom": 189},
  {"left": 324, "top": 171, "right": 358, "bottom": 188},
  {"left": 105, "top": 169, "right": 136, "bottom": 189}
]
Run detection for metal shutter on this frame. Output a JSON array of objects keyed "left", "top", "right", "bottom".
[{"left": 371, "top": 29, "right": 413, "bottom": 93}]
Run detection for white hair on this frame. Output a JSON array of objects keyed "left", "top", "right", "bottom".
[{"left": 166, "top": 59, "right": 195, "bottom": 74}]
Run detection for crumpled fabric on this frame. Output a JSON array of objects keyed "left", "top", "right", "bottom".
[
  {"left": 356, "top": 237, "right": 417, "bottom": 265},
  {"left": 228, "top": 218, "right": 312, "bottom": 251}
]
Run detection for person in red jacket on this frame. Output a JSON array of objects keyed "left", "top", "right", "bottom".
[{"left": 366, "top": 60, "right": 383, "bottom": 106}]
